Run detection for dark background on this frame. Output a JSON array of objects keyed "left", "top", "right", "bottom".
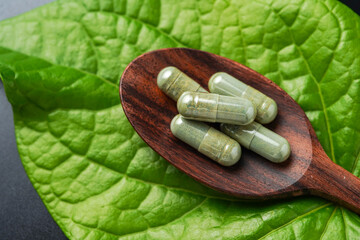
[{"left": 0, "top": 1, "right": 359, "bottom": 239}]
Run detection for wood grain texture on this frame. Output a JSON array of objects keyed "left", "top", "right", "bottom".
[{"left": 120, "top": 48, "right": 360, "bottom": 214}]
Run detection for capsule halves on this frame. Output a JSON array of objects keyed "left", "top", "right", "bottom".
[
  {"left": 171, "top": 115, "right": 241, "bottom": 166},
  {"left": 221, "top": 122, "right": 290, "bottom": 163},
  {"left": 177, "top": 91, "right": 256, "bottom": 125},
  {"left": 157, "top": 66, "right": 207, "bottom": 101},
  {"left": 209, "top": 72, "right": 278, "bottom": 124}
]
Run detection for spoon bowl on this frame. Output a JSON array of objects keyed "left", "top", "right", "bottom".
[{"left": 120, "top": 48, "right": 360, "bottom": 214}]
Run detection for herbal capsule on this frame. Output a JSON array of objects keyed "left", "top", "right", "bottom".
[
  {"left": 221, "top": 122, "right": 290, "bottom": 163},
  {"left": 209, "top": 72, "right": 278, "bottom": 124},
  {"left": 177, "top": 92, "right": 256, "bottom": 125},
  {"left": 157, "top": 66, "right": 207, "bottom": 101},
  {"left": 171, "top": 115, "right": 241, "bottom": 166}
]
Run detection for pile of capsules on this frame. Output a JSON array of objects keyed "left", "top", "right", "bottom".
[{"left": 157, "top": 66, "right": 291, "bottom": 167}]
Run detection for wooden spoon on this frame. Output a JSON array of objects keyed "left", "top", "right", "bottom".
[{"left": 120, "top": 48, "right": 360, "bottom": 214}]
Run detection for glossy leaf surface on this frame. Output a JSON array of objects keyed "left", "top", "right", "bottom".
[{"left": 0, "top": 0, "right": 359, "bottom": 239}]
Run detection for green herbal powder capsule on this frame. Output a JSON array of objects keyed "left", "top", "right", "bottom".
[
  {"left": 171, "top": 115, "right": 241, "bottom": 166},
  {"left": 157, "top": 66, "right": 207, "bottom": 101},
  {"left": 209, "top": 72, "right": 278, "bottom": 124},
  {"left": 177, "top": 91, "right": 256, "bottom": 125},
  {"left": 221, "top": 122, "right": 290, "bottom": 163}
]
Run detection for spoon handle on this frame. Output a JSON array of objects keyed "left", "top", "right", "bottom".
[{"left": 302, "top": 147, "right": 360, "bottom": 214}]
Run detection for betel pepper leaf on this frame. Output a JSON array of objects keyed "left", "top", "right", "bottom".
[{"left": 0, "top": 0, "right": 359, "bottom": 239}]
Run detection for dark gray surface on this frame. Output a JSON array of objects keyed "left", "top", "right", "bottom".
[
  {"left": 0, "top": 0, "right": 54, "bottom": 21},
  {"left": 0, "top": 1, "right": 359, "bottom": 240},
  {"left": 341, "top": 0, "right": 360, "bottom": 12}
]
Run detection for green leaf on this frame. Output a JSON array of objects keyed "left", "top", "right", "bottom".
[{"left": 0, "top": 0, "right": 359, "bottom": 239}]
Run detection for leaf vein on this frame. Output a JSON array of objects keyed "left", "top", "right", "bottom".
[{"left": 257, "top": 203, "right": 332, "bottom": 240}]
